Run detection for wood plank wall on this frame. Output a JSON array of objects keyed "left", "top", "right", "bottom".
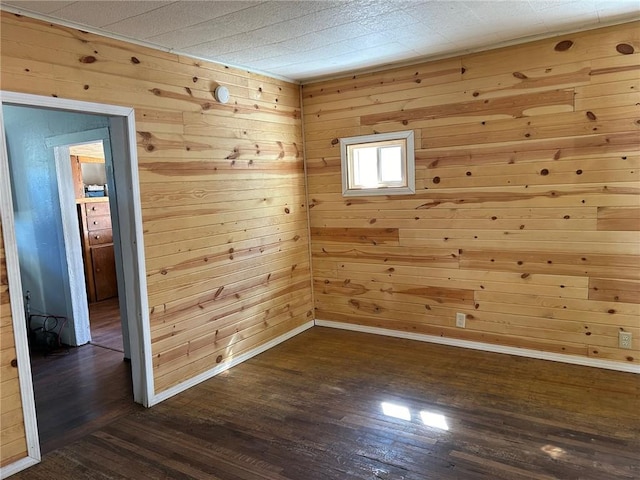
[
  {"left": 0, "top": 10, "right": 313, "bottom": 409},
  {"left": 0, "top": 222, "right": 27, "bottom": 467},
  {"left": 303, "top": 21, "right": 640, "bottom": 365}
]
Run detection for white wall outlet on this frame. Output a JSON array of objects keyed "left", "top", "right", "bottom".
[
  {"left": 619, "top": 331, "right": 632, "bottom": 349},
  {"left": 456, "top": 312, "right": 466, "bottom": 328}
]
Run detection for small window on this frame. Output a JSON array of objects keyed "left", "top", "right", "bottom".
[{"left": 340, "top": 130, "right": 415, "bottom": 196}]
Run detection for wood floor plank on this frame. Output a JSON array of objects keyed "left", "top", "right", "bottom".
[
  {"left": 88, "top": 298, "right": 124, "bottom": 353},
  {"left": 28, "top": 299, "right": 136, "bottom": 455},
  {"left": 14, "top": 327, "right": 640, "bottom": 479}
]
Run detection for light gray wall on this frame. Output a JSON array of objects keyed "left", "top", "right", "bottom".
[{"left": 3, "top": 105, "right": 110, "bottom": 345}]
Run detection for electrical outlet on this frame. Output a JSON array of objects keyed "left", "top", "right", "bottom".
[
  {"left": 456, "top": 312, "right": 466, "bottom": 328},
  {"left": 619, "top": 331, "right": 632, "bottom": 349}
]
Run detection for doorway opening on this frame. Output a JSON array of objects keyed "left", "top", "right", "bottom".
[
  {"left": 0, "top": 91, "right": 153, "bottom": 472},
  {"left": 70, "top": 141, "right": 123, "bottom": 352},
  {"left": 22, "top": 134, "right": 132, "bottom": 454}
]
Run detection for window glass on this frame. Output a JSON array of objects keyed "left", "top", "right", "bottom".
[
  {"left": 379, "top": 146, "right": 403, "bottom": 183},
  {"left": 352, "top": 146, "right": 378, "bottom": 187}
]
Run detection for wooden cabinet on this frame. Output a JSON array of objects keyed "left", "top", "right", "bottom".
[
  {"left": 91, "top": 245, "right": 118, "bottom": 301},
  {"left": 78, "top": 199, "right": 117, "bottom": 302}
]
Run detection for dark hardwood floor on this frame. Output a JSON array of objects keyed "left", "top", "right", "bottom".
[
  {"left": 28, "top": 298, "right": 137, "bottom": 454},
  {"left": 89, "top": 298, "right": 125, "bottom": 353},
  {"left": 18, "top": 327, "right": 640, "bottom": 479}
]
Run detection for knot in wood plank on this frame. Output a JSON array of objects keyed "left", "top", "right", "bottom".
[
  {"left": 554, "top": 40, "right": 573, "bottom": 51},
  {"left": 616, "top": 43, "right": 635, "bottom": 55}
]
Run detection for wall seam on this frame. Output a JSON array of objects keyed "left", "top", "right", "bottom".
[{"left": 298, "top": 85, "right": 316, "bottom": 324}]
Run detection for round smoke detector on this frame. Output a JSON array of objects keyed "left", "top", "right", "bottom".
[{"left": 214, "top": 85, "right": 230, "bottom": 104}]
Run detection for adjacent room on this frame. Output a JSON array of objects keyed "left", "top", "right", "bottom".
[{"left": 1, "top": 1, "right": 638, "bottom": 479}]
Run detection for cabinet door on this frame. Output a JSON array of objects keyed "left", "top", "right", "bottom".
[{"left": 91, "top": 245, "right": 118, "bottom": 301}]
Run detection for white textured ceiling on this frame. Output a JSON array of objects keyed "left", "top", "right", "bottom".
[{"left": 2, "top": 1, "right": 639, "bottom": 82}]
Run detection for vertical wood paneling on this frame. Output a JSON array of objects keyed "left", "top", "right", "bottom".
[
  {"left": 303, "top": 21, "right": 640, "bottom": 365},
  {"left": 0, "top": 222, "right": 28, "bottom": 467},
  {"left": 0, "top": 10, "right": 313, "bottom": 404}
]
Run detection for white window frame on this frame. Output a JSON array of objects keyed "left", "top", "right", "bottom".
[{"left": 340, "top": 130, "right": 415, "bottom": 197}]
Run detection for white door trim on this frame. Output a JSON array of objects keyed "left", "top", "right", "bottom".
[
  {"left": 0, "top": 99, "right": 40, "bottom": 478},
  {"left": 0, "top": 91, "right": 154, "bottom": 477},
  {"left": 52, "top": 143, "right": 91, "bottom": 345}
]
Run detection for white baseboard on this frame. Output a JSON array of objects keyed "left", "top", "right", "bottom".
[
  {"left": 149, "top": 320, "right": 315, "bottom": 406},
  {"left": 0, "top": 456, "right": 39, "bottom": 479},
  {"left": 315, "top": 319, "right": 640, "bottom": 374}
]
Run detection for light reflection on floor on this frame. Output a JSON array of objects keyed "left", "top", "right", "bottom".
[
  {"left": 381, "top": 401, "right": 412, "bottom": 421},
  {"left": 420, "top": 411, "right": 449, "bottom": 431},
  {"left": 380, "top": 401, "right": 449, "bottom": 430},
  {"left": 541, "top": 444, "right": 566, "bottom": 459}
]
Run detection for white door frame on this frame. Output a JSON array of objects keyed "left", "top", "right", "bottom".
[
  {"left": 0, "top": 91, "right": 154, "bottom": 477},
  {"left": 47, "top": 128, "right": 112, "bottom": 347}
]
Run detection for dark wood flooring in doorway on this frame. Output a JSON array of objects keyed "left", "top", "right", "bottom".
[
  {"left": 89, "top": 298, "right": 125, "bottom": 353},
  {"left": 18, "top": 327, "right": 640, "bottom": 479},
  {"left": 28, "top": 298, "right": 138, "bottom": 455}
]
